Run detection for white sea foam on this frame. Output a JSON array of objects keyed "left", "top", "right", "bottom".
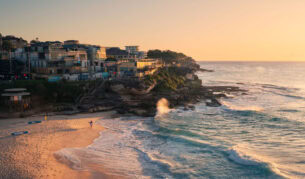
[
  {"left": 53, "top": 148, "right": 84, "bottom": 170},
  {"left": 222, "top": 101, "right": 264, "bottom": 112},
  {"left": 53, "top": 117, "right": 175, "bottom": 178}
]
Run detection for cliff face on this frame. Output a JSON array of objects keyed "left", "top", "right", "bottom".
[{"left": 76, "top": 67, "right": 246, "bottom": 117}]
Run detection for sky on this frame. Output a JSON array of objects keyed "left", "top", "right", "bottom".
[{"left": 1, "top": 0, "right": 305, "bottom": 61}]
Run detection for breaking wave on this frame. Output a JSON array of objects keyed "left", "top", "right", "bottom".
[
  {"left": 227, "top": 148, "right": 262, "bottom": 166},
  {"left": 227, "top": 145, "right": 287, "bottom": 178}
]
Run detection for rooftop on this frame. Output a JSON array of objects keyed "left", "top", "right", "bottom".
[
  {"left": 2, "top": 88, "right": 30, "bottom": 97},
  {"left": 106, "top": 48, "right": 129, "bottom": 56},
  {"left": 1, "top": 92, "right": 30, "bottom": 97},
  {"left": 4, "top": 88, "right": 27, "bottom": 92}
]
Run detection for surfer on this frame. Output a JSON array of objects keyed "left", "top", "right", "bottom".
[{"left": 89, "top": 120, "right": 93, "bottom": 128}]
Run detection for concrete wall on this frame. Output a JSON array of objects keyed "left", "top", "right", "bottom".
[
  {"left": 62, "top": 74, "right": 79, "bottom": 81},
  {"left": 136, "top": 60, "right": 156, "bottom": 69}
]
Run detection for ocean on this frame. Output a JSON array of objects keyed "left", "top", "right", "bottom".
[{"left": 55, "top": 62, "right": 305, "bottom": 178}]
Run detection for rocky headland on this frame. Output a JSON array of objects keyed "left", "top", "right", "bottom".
[
  {"left": 76, "top": 66, "right": 246, "bottom": 117},
  {"left": 0, "top": 50, "right": 246, "bottom": 118}
]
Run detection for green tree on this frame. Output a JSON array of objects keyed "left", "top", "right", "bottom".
[
  {"left": 2, "top": 40, "right": 14, "bottom": 73},
  {"left": 2, "top": 40, "right": 14, "bottom": 52},
  {"left": 147, "top": 49, "right": 199, "bottom": 71}
]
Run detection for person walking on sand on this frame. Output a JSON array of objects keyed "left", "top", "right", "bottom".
[{"left": 89, "top": 120, "right": 93, "bottom": 128}]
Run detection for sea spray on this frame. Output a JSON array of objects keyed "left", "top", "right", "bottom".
[{"left": 156, "top": 98, "right": 170, "bottom": 115}]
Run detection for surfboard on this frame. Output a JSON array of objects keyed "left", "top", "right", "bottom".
[
  {"left": 11, "top": 131, "right": 29, "bottom": 136},
  {"left": 28, "top": 121, "right": 42, "bottom": 124}
]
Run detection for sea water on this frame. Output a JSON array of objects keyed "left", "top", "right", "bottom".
[{"left": 55, "top": 62, "right": 305, "bottom": 178}]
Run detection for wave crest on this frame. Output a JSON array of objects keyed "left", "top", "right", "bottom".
[{"left": 227, "top": 146, "right": 262, "bottom": 166}]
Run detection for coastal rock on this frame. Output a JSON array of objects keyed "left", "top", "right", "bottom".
[
  {"left": 70, "top": 69, "right": 246, "bottom": 117},
  {"left": 129, "top": 82, "right": 156, "bottom": 95},
  {"left": 198, "top": 68, "right": 214, "bottom": 72},
  {"left": 110, "top": 84, "right": 127, "bottom": 94},
  {"left": 206, "top": 98, "right": 222, "bottom": 107}
]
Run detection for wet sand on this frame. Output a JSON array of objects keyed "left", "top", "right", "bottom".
[{"left": 0, "top": 111, "right": 116, "bottom": 179}]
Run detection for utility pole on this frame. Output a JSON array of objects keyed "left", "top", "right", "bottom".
[
  {"left": 9, "top": 50, "right": 12, "bottom": 75},
  {"left": 88, "top": 47, "right": 96, "bottom": 80},
  {"left": 27, "top": 46, "right": 30, "bottom": 74}
]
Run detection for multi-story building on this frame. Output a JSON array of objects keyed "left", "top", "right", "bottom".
[
  {"left": 63, "top": 43, "right": 107, "bottom": 74},
  {"left": 28, "top": 41, "right": 89, "bottom": 77},
  {"left": 104, "top": 46, "right": 161, "bottom": 78},
  {"left": 0, "top": 51, "right": 9, "bottom": 60},
  {"left": 27, "top": 40, "right": 110, "bottom": 80},
  {"left": 125, "top": 46, "right": 147, "bottom": 59},
  {"left": 97, "top": 47, "right": 107, "bottom": 59},
  {"left": 125, "top": 46, "right": 139, "bottom": 54},
  {"left": 2, "top": 35, "right": 27, "bottom": 49},
  {"left": 117, "top": 61, "right": 137, "bottom": 77},
  {"left": 0, "top": 35, "right": 27, "bottom": 60},
  {"left": 136, "top": 59, "right": 161, "bottom": 69},
  {"left": 106, "top": 47, "right": 137, "bottom": 61},
  {"left": 102, "top": 57, "right": 162, "bottom": 78},
  {"left": 0, "top": 35, "right": 162, "bottom": 80},
  {"left": 136, "top": 59, "right": 162, "bottom": 77}
]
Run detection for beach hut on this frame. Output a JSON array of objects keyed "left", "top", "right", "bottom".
[{"left": 1, "top": 88, "right": 31, "bottom": 111}]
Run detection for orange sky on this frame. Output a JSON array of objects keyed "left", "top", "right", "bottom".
[{"left": 0, "top": 0, "right": 305, "bottom": 61}]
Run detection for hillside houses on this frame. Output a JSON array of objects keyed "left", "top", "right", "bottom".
[{"left": 0, "top": 34, "right": 162, "bottom": 81}]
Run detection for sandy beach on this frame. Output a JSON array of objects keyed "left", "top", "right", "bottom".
[{"left": 0, "top": 111, "right": 117, "bottom": 179}]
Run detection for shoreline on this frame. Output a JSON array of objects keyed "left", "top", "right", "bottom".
[{"left": 0, "top": 111, "right": 117, "bottom": 178}]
